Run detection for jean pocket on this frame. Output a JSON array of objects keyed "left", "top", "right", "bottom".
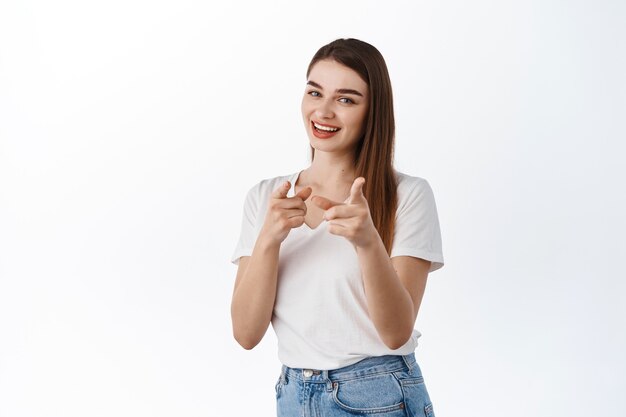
[
  {"left": 331, "top": 373, "right": 406, "bottom": 414},
  {"left": 399, "top": 376, "right": 434, "bottom": 416},
  {"left": 274, "top": 374, "right": 283, "bottom": 399}
]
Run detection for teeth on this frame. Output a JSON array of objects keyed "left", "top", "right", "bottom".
[{"left": 314, "top": 122, "right": 339, "bottom": 132}]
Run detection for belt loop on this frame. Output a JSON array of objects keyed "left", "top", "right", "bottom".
[
  {"left": 322, "top": 370, "right": 332, "bottom": 391},
  {"left": 401, "top": 354, "right": 415, "bottom": 372},
  {"left": 280, "top": 365, "right": 288, "bottom": 384}
]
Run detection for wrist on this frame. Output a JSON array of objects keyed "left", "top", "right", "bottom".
[
  {"left": 257, "top": 230, "right": 282, "bottom": 251},
  {"left": 355, "top": 227, "right": 382, "bottom": 252}
]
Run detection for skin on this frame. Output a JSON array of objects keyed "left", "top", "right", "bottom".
[{"left": 231, "top": 59, "right": 431, "bottom": 350}]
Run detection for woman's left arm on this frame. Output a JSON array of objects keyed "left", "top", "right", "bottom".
[
  {"left": 312, "top": 177, "right": 431, "bottom": 350},
  {"left": 355, "top": 238, "right": 431, "bottom": 350}
]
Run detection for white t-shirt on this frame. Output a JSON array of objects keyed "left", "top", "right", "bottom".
[{"left": 230, "top": 169, "right": 444, "bottom": 370}]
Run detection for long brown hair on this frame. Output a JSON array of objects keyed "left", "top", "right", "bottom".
[{"left": 306, "top": 38, "right": 398, "bottom": 254}]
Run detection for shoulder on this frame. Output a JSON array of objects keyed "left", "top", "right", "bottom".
[
  {"left": 394, "top": 169, "right": 433, "bottom": 198},
  {"left": 393, "top": 169, "right": 438, "bottom": 215}
]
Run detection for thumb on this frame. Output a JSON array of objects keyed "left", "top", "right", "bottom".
[
  {"left": 311, "top": 195, "right": 343, "bottom": 210},
  {"left": 347, "top": 177, "right": 366, "bottom": 204},
  {"left": 271, "top": 181, "right": 291, "bottom": 199},
  {"left": 295, "top": 186, "right": 313, "bottom": 201}
]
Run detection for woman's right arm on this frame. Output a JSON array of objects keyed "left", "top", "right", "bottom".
[
  {"left": 230, "top": 181, "right": 312, "bottom": 350},
  {"left": 230, "top": 236, "right": 280, "bottom": 350}
]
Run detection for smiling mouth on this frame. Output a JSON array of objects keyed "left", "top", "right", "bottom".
[{"left": 312, "top": 121, "right": 341, "bottom": 133}]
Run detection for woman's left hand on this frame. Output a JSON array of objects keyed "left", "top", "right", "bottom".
[{"left": 311, "top": 177, "right": 379, "bottom": 249}]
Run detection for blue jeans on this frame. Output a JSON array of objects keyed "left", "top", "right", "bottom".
[{"left": 275, "top": 353, "right": 435, "bottom": 416}]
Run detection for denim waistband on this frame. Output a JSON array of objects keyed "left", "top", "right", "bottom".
[{"left": 281, "top": 353, "right": 417, "bottom": 384}]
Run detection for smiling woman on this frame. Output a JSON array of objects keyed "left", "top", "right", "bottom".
[
  {"left": 302, "top": 60, "right": 369, "bottom": 147},
  {"left": 230, "top": 38, "right": 444, "bottom": 417}
]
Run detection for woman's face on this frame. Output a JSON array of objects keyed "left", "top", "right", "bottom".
[{"left": 301, "top": 59, "right": 369, "bottom": 155}]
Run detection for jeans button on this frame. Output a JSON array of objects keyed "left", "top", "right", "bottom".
[{"left": 303, "top": 369, "right": 313, "bottom": 377}]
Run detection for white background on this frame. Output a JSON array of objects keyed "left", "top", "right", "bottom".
[{"left": 1, "top": 1, "right": 625, "bottom": 416}]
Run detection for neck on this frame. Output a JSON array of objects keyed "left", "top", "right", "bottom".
[{"left": 303, "top": 149, "right": 356, "bottom": 189}]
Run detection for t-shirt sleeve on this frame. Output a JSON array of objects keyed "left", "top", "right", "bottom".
[
  {"left": 230, "top": 183, "right": 260, "bottom": 266},
  {"left": 390, "top": 178, "right": 444, "bottom": 273}
]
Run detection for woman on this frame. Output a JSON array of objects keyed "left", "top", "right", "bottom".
[{"left": 230, "top": 38, "right": 444, "bottom": 417}]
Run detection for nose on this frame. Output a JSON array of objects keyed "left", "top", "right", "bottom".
[{"left": 315, "top": 98, "right": 334, "bottom": 119}]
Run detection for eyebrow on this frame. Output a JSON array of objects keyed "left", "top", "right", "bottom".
[{"left": 307, "top": 80, "right": 364, "bottom": 97}]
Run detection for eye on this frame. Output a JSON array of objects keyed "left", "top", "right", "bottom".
[
  {"left": 308, "top": 90, "right": 321, "bottom": 97},
  {"left": 338, "top": 97, "right": 354, "bottom": 104}
]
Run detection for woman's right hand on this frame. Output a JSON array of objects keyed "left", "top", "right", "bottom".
[{"left": 260, "top": 181, "right": 312, "bottom": 244}]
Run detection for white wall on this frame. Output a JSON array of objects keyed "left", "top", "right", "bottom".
[{"left": 1, "top": 1, "right": 624, "bottom": 416}]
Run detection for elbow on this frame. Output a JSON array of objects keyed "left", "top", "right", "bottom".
[
  {"left": 236, "top": 339, "right": 258, "bottom": 350},
  {"left": 231, "top": 307, "right": 262, "bottom": 350},
  {"left": 233, "top": 329, "right": 261, "bottom": 350},
  {"left": 382, "top": 330, "right": 413, "bottom": 350},
  {"left": 384, "top": 339, "right": 408, "bottom": 351}
]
